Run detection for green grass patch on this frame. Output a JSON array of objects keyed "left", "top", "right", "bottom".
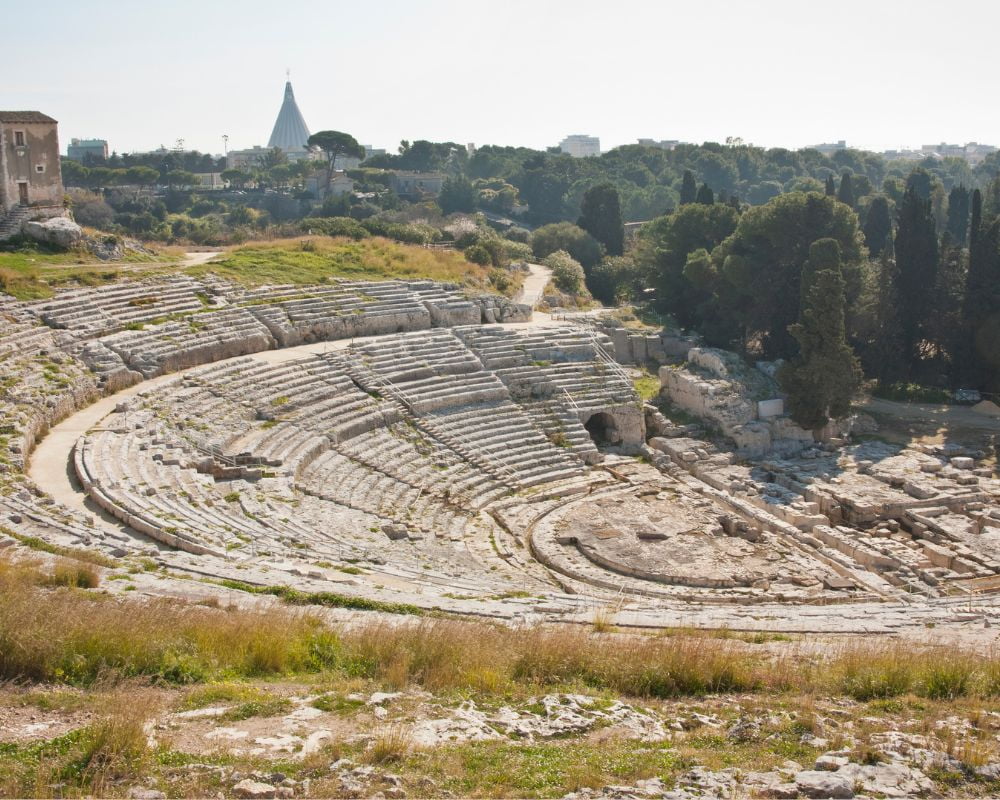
[
  {"left": 188, "top": 236, "right": 502, "bottom": 293},
  {"left": 217, "top": 580, "right": 424, "bottom": 616},
  {"left": 633, "top": 371, "right": 661, "bottom": 402}
]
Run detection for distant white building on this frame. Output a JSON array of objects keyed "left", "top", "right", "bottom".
[
  {"left": 920, "top": 142, "right": 997, "bottom": 165},
  {"left": 305, "top": 171, "right": 355, "bottom": 199},
  {"left": 559, "top": 134, "right": 600, "bottom": 158},
  {"left": 811, "top": 140, "right": 848, "bottom": 155},
  {"left": 389, "top": 171, "right": 445, "bottom": 197},
  {"left": 637, "top": 139, "right": 679, "bottom": 151},
  {"left": 66, "top": 138, "right": 109, "bottom": 162}
]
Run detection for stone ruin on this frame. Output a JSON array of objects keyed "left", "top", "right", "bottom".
[{"left": 0, "top": 275, "right": 998, "bottom": 632}]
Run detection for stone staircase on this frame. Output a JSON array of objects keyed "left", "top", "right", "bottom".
[{"left": 0, "top": 206, "right": 29, "bottom": 241}]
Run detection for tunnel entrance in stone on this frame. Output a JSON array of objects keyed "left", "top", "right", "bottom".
[{"left": 584, "top": 412, "right": 621, "bottom": 447}]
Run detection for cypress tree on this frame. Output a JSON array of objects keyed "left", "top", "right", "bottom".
[
  {"left": 837, "top": 172, "right": 855, "bottom": 209},
  {"left": 862, "top": 195, "right": 892, "bottom": 258},
  {"left": 778, "top": 239, "right": 861, "bottom": 432},
  {"left": 577, "top": 183, "right": 625, "bottom": 256},
  {"left": 679, "top": 170, "right": 697, "bottom": 205},
  {"left": 894, "top": 186, "right": 940, "bottom": 375},
  {"left": 962, "top": 189, "right": 1000, "bottom": 388},
  {"left": 946, "top": 185, "right": 971, "bottom": 246},
  {"left": 866, "top": 235, "right": 906, "bottom": 384},
  {"left": 695, "top": 183, "right": 714, "bottom": 205},
  {"left": 825, "top": 175, "right": 836, "bottom": 196}
]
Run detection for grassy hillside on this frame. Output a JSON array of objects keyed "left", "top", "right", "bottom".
[
  {"left": 187, "top": 236, "right": 508, "bottom": 295},
  {"left": 0, "top": 241, "right": 180, "bottom": 300}
]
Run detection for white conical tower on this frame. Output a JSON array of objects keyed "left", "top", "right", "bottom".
[{"left": 267, "top": 77, "right": 311, "bottom": 154}]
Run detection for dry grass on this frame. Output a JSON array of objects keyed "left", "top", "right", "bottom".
[
  {"left": 0, "top": 556, "right": 339, "bottom": 685},
  {"left": 0, "top": 686, "right": 159, "bottom": 797},
  {"left": 366, "top": 724, "right": 412, "bottom": 764},
  {"left": 187, "top": 236, "right": 498, "bottom": 292},
  {"left": 6, "top": 555, "right": 1000, "bottom": 706}
]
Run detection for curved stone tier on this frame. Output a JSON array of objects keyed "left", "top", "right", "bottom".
[{"left": 1, "top": 275, "right": 998, "bottom": 631}]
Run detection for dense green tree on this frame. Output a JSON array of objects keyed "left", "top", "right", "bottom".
[
  {"left": 307, "top": 130, "right": 365, "bottom": 197},
  {"left": 946, "top": 185, "right": 971, "bottom": 246},
  {"left": 679, "top": 170, "right": 697, "bottom": 205},
  {"left": 961, "top": 189, "right": 1000, "bottom": 389},
  {"left": 438, "top": 176, "right": 476, "bottom": 214},
  {"left": 530, "top": 222, "right": 604, "bottom": 268},
  {"left": 862, "top": 195, "right": 892, "bottom": 257},
  {"left": 825, "top": 175, "right": 836, "bottom": 196},
  {"left": 837, "top": 172, "right": 855, "bottom": 209},
  {"left": 588, "top": 256, "right": 642, "bottom": 305},
  {"left": 906, "top": 167, "right": 934, "bottom": 201},
  {"left": 862, "top": 237, "right": 907, "bottom": 383},
  {"left": 164, "top": 170, "right": 199, "bottom": 189},
  {"left": 577, "top": 183, "right": 625, "bottom": 256},
  {"left": 894, "top": 186, "right": 940, "bottom": 375},
  {"left": 778, "top": 240, "right": 861, "bottom": 431},
  {"left": 637, "top": 204, "right": 739, "bottom": 331},
  {"left": 695, "top": 183, "right": 714, "bottom": 205},
  {"left": 709, "top": 192, "right": 866, "bottom": 358}
]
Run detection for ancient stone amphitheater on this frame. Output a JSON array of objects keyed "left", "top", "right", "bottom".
[{"left": 3, "top": 274, "right": 1000, "bottom": 634}]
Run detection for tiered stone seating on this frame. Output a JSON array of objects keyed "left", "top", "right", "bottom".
[
  {"left": 422, "top": 402, "right": 584, "bottom": 487},
  {"left": 335, "top": 424, "right": 507, "bottom": 510},
  {"left": 239, "top": 282, "right": 432, "bottom": 346},
  {"left": 94, "top": 308, "right": 275, "bottom": 378},
  {"left": 455, "top": 325, "right": 611, "bottom": 369},
  {"left": 34, "top": 278, "right": 206, "bottom": 336}
]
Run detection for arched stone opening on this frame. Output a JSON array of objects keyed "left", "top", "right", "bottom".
[{"left": 584, "top": 411, "right": 621, "bottom": 447}]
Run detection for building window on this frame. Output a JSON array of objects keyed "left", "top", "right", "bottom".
[
  {"left": 14, "top": 131, "right": 25, "bottom": 147},
  {"left": 35, "top": 164, "right": 45, "bottom": 173}
]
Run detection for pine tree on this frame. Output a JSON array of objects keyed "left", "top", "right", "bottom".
[
  {"left": 577, "top": 183, "right": 625, "bottom": 256},
  {"left": 894, "top": 186, "right": 940, "bottom": 375},
  {"left": 862, "top": 195, "right": 892, "bottom": 258},
  {"left": 825, "top": 175, "right": 836, "bottom": 196},
  {"left": 836, "top": 172, "right": 855, "bottom": 209},
  {"left": 695, "top": 183, "right": 714, "bottom": 205},
  {"left": 679, "top": 170, "right": 697, "bottom": 205},
  {"left": 946, "top": 185, "right": 971, "bottom": 246},
  {"left": 778, "top": 239, "right": 861, "bottom": 431}
]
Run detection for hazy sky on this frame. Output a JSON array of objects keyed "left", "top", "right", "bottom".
[{"left": 6, "top": 0, "right": 998, "bottom": 157}]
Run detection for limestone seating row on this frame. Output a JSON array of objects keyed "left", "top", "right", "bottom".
[
  {"left": 36, "top": 279, "right": 205, "bottom": 335},
  {"left": 352, "top": 330, "right": 485, "bottom": 384},
  {"left": 455, "top": 325, "right": 611, "bottom": 369},
  {"left": 519, "top": 397, "right": 602, "bottom": 464},
  {"left": 335, "top": 425, "right": 507, "bottom": 510},
  {"left": 75, "top": 430, "right": 231, "bottom": 556},
  {"left": 97, "top": 309, "right": 276, "bottom": 377},
  {"left": 297, "top": 448, "right": 472, "bottom": 540},
  {"left": 497, "top": 362, "right": 635, "bottom": 408},
  {"left": 146, "top": 384, "right": 258, "bottom": 451},
  {"left": 423, "top": 402, "right": 584, "bottom": 487},
  {"left": 0, "top": 322, "right": 55, "bottom": 360}
]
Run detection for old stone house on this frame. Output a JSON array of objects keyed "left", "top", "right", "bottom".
[{"left": 0, "top": 111, "right": 65, "bottom": 220}]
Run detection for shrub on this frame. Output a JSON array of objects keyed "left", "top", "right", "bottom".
[
  {"left": 531, "top": 222, "right": 604, "bottom": 268},
  {"left": 543, "top": 250, "right": 587, "bottom": 295},
  {"left": 299, "top": 217, "right": 370, "bottom": 240},
  {"left": 503, "top": 240, "right": 533, "bottom": 262},
  {"left": 465, "top": 243, "right": 492, "bottom": 266}
]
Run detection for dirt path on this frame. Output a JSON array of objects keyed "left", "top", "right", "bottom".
[
  {"left": 860, "top": 397, "right": 1000, "bottom": 448},
  {"left": 516, "top": 263, "right": 551, "bottom": 308}
]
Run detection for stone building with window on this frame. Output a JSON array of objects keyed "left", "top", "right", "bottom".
[{"left": 0, "top": 111, "right": 65, "bottom": 216}]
